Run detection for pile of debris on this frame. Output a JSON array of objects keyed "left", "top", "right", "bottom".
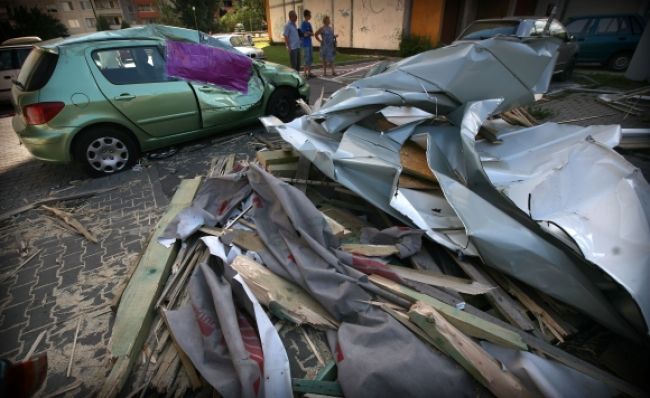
[{"left": 102, "top": 37, "right": 650, "bottom": 398}]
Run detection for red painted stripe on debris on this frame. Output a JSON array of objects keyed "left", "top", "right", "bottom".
[
  {"left": 238, "top": 312, "right": 264, "bottom": 395},
  {"left": 351, "top": 255, "right": 402, "bottom": 282}
]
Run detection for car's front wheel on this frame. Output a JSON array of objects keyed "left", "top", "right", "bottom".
[
  {"left": 74, "top": 126, "right": 138, "bottom": 177},
  {"left": 267, "top": 87, "right": 299, "bottom": 122}
]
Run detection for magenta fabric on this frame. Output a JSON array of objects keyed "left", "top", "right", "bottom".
[{"left": 166, "top": 40, "right": 253, "bottom": 93}]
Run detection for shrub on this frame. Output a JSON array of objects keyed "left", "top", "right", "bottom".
[{"left": 399, "top": 34, "right": 433, "bottom": 57}]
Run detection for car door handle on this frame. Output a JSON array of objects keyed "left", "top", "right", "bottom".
[
  {"left": 199, "top": 86, "right": 215, "bottom": 92},
  {"left": 3, "top": 76, "right": 11, "bottom": 79},
  {"left": 114, "top": 94, "right": 135, "bottom": 101}
]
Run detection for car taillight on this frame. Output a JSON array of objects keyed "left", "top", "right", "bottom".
[{"left": 23, "top": 102, "right": 65, "bottom": 125}]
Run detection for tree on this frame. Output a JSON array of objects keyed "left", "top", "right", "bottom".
[
  {"left": 171, "top": 0, "right": 220, "bottom": 33},
  {"left": 219, "top": 0, "right": 265, "bottom": 33},
  {"left": 120, "top": 20, "right": 131, "bottom": 29},
  {"left": 3, "top": 6, "right": 68, "bottom": 41},
  {"left": 96, "top": 16, "right": 110, "bottom": 31},
  {"left": 155, "top": 0, "right": 182, "bottom": 27}
]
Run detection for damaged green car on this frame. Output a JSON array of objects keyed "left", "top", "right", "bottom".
[{"left": 11, "top": 25, "right": 309, "bottom": 176}]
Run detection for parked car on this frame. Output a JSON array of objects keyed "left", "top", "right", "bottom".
[
  {"left": 0, "top": 37, "right": 42, "bottom": 102},
  {"left": 11, "top": 25, "right": 308, "bottom": 176},
  {"left": 564, "top": 14, "right": 645, "bottom": 71},
  {"left": 213, "top": 34, "right": 266, "bottom": 60},
  {"left": 456, "top": 17, "right": 579, "bottom": 80}
]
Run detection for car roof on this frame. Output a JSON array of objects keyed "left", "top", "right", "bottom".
[
  {"left": 36, "top": 25, "right": 220, "bottom": 52},
  {"left": 566, "top": 13, "right": 643, "bottom": 19},
  {"left": 471, "top": 16, "right": 556, "bottom": 23},
  {"left": 2, "top": 36, "right": 42, "bottom": 45}
]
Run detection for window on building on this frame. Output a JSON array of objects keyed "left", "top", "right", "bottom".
[
  {"left": 108, "top": 16, "right": 121, "bottom": 25},
  {"left": 68, "top": 19, "right": 80, "bottom": 28},
  {"left": 46, "top": 5, "right": 58, "bottom": 12},
  {"left": 79, "top": 1, "right": 91, "bottom": 10},
  {"left": 61, "top": 1, "right": 74, "bottom": 11},
  {"left": 85, "top": 17, "right": 96, "bottom": 27}
]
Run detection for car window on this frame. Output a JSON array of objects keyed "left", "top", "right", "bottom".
[
  {"left": 565, "top": 18, "right": 589, "bottom": 34},
  {"left": 15, "top": 48, "right": 58, "bottom": 91},
  {"left": 16, "top": 48, "right": 32, "bottom": 67},
  {"left": 460, "top": 21, "right": 519, "bottom": 39},
  {"left": 229, "top": 36, "right": 247, "bottom": 47},
  {"left": 529, "top": 20, "right": 547, "bottom": 36},
  {"left": 595, "top": 17, "right": 618, "bottom": 34},
  {"left": 0, "top": 49, "right": 13, "bottom": 71},
  {"left": 617, "top": 16, "right": 631, "bottom": 33},
  {"left": 92, "top": 46, "right": 169, "bottom": 85},
  {"left": 630, "top": 16, "right": 643, "bottom": 34}
]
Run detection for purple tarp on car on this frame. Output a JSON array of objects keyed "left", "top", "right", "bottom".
[{"left": 166, "top": 40, "right": 253, "bottom": 93}]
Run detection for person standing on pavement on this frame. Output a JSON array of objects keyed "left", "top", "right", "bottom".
[
  {"left": 315, "top": 16, "right": 338, "bottom": 77},
  {"left": 283, "top": 10, "right": 301, "bottom": 72},
  {"left": 301, "top": 9, "right": 316, "bottom": 78}
]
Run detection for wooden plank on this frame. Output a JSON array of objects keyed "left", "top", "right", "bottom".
[
  {"left": 369, "top": 275, "right": 527, "bottom": 351},
  {"left": 321, "top": 213, "right": 350, "bottom": 237},
  {"left": 267, "top": 162, "right": 299, "bottom": 177},
  {"left": 395, "top": 274, "right": 646, "bottom": 398},
  {"left": 256, "top": 149, "right": 299, "bottom": 168},
  {"left": 398, "top": 174, "right": 437, "bottom": 190},
  {"left": 400, "top": 140, "right": 437, "bottom": 182},
  {"left": 409, "top": 302, "right": 533, "bottom": 398},
  {"left": 230, "top": 255, "right": 339, "bottom": 329},
  {"left": 386, "top": 264, "right": 495, "bottom": 295},
  {"left": 292, "top": 379, "right": 343, "bottom": 396},
  {"left": 99, "top": 177, "right": 202, "bottom": 398},
  {"left": 340, "top": 243, "right": 400, "bottom": 257},
  {"left": 489, "top": 271, "right": 571, "bottom": 342},
  {"left": 42, "top": 205, "right": 97, "bottom": 243},
  {"left": 319, "top": 205, "right": 366, "bottom": 242},
  {"left": 230, "top": 230, "right": 267, "bottom": 252},
  {"left": 450, "top": 254, "right": 537, "bottom": 333}
]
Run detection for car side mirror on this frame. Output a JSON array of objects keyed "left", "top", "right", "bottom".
[{"left": 566, "top": 34, "right": 575, "bottom": 42}]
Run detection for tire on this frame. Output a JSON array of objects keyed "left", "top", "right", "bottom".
[
  {"left": 73, "top": 126, "right": 138, "bottom": 177},
  {"left": 266, "top": 87, "right": 299, "bottom": 122},
  {"left": 608, "top": 52, "right": 632, "bottom": 71}
]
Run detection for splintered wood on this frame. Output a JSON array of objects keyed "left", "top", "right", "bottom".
[{"left": 230, "top": 255, "right": 339, "bottom": 330}]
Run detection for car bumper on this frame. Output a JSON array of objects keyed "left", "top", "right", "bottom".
[{"left": 12, "top": 115, "right": 73, "bottom": 162}]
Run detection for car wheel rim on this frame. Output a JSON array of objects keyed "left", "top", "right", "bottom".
[
  {"left": 86, "top": 136, "right": 129, "bottom": 173},
  {"left": 614, "top": 56, "right": 629, "bottom": 69}
]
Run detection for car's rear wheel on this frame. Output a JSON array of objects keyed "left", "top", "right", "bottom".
[
  {"left": 556, "top": 59, "right": 575, "bottom": 81},
  {"left": 267, "top": 87, "right": 298, "bottom": 122},
  {"left": 74, "top": 126, "right": 138, "bottom": 177},
  {"left": 608, "top": 52, "right": 632, "bottom": 71}
]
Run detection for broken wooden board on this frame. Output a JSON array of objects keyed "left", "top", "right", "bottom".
[
  {"left": 42, "top": 205, "right": 97, "bottom": 243},
  {"left": 409, "top": 302, "right": 532, "bottom": 398},
  {"left": 319, "top": 205, "right": 367, "bottom": 242},
  {"left": 369, "top": 275, "right": 527, "bottom": 351},
  {"left": 230, "top": 255, "right": 339, "bottom": 329},
  {"left": 396, "top": 274, "right": 646, "bottom": 398},
  {"left": 322, "top": 213, "right": 350, "bottom": 237},
  {"left": 267, "top": 162, "right": 299, "bottom": 177},
  {"left": 340, "top": 243, "right": 400, "bottom": 257},
  {"left": 386, "top": 264, "right": 495, "bottom": 295},
  {"left": 450, "top": 254, "right": 537, "bottom": 333},
  {"left": 99, "top": 177, "right": 202, "bottom": 398},
  {"left": 398, "top": 174, "right": 438, "bottom": 190},
  {"left": 256, "top": 149, "right": 299, "bottom": 168},
  {"left": 229, "top": 230, "right": 267, "bottom": 253},
  {"left": 400, "top": 140, "right": 437, "bottom": 182}
]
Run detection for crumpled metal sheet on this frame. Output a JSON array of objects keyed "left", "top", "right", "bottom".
[{"left": 261, "top": 36, "right": 650, "bottom": 339}]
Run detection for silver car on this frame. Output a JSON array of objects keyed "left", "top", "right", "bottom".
[{"left": 212, "top": 34, "right": 266, "bottom": 60}]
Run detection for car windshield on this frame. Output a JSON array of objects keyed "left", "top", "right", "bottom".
[
  {"left": 229, "top": 36, "right": 249, "bottom": 47},
  {"left": 460, "top": 21, "right": 519, "bottom": 39}
]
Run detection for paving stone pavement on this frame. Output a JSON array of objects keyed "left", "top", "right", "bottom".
[{"left": 0, "top": 115, "right": 262, "bottom": 396}]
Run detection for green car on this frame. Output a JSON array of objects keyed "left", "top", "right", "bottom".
[{"left": 12, "top": 25, "right": 309, "bottom": 176}]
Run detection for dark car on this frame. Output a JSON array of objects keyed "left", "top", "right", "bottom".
[
  {"left": 564, "top": 14, "right": 645, "bottom": 71},
  {"left": 456, "top": 17, "right": 579, "bottom": 80}
]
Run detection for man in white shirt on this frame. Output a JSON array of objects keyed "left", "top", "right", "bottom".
[{"left": 283, "top": 10, "right": 301, "bottom": 72}]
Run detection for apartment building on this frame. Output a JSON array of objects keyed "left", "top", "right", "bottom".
[{"left": 1, "top": 0, "right": 136, "bottom": 34}]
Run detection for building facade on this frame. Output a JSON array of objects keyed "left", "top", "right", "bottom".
[
  {"left": 1, "top": 0, "right": 136, "bottom": 35},
  {"left": 266, "top": 0, "right": 650, "bottom": 50}
]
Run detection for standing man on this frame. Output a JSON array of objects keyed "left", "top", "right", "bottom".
[
  {"left": 283, "top": 10, "right": 301, "bottom": 72},
  {"left": 301, "top": 9, "right": 316, "bottom": 78}
]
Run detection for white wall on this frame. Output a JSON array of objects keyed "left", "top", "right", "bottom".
[{"left": 268, "top": 0, "right": 405, "bottom": 50}]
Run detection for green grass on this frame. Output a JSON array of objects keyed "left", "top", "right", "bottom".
[{"left": 259, "top": 43, "right": 371, "bottom": 68}]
